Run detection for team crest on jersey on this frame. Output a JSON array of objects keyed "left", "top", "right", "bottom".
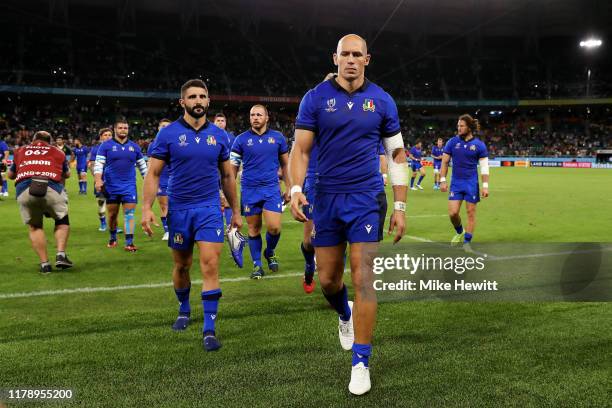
[
  {"left": 247, "top": 138, "right": 253, "bottom": 146},
  {"left": 173, "top": 233, "right": 184, "bottom": 245},
  {"left": 325, "top": 98, "right": 337, "bottom": 112},
  {"left": 207, "top": 135, "right": 217, "bottom": 146},
  {"left": 178, "top": 134, "right": 189, "bottom": 147},
  {"left": 268, "top": 137, "right": 275, "bottom": 144},
  {"left": 129, "top": 146, "right": 134, "bottom": 152},
  {"left": 244, "top": 205, "right": 250, "bottom": 213},
  {"left": 470, "top": 145, "right": 476, "bottom": 151},
  {"left": 362, "top": 99, "right": 375, "bottom": 112}
]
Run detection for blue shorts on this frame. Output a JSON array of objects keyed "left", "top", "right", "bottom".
[
  {"left": 241, "top": 186, "right": 283, "bottom": 216},
  {"left": 411, "top": 161, "right": 422, "bottom": 171},
  {"left": 302, "top": 177, "right": 316, "bottom": 220},
  {"left": 433, "top": 162, "right": 441, "bottom": 171},
  {"left": 168, "top": 206, "right": 224, "bottom": 250},
  {"left": 312, "top": 191, "right": 387, "bottom": 247},
  {"left": 77, "top": 166, "right": 88, "bottom": 174},
  {"left": 104, "top": 190, "right": 138, "bottom": 204},
  {"left": 449, "top": 179, "right": 480, "bottom": 203}
]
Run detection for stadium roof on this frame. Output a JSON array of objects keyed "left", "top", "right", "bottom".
[{"left": 8, "top": 0, "right": 612, "bottom": 37}]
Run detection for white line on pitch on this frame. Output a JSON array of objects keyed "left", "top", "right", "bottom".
[{"left": 0, "top": 273, "right": 303, "bottom": 300}]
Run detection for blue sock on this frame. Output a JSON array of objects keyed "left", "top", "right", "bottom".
[
  {"left": 417, "top": 175, "right": 424, "bottom": 185},
  {"left": 224, "top": 208, "right": 232, "bottom": 227},
  {"left": 175, "top": 285, "right": 191, "bottom": 315},
  {"left": 100, "top": 216, "right": 106, "bottom": 226},
  {"left": 202, "top": 288, "right": 222, "bottom": 335},
  {"left": 301, "top": 242, "right": 315, "bottom": 267},
  {"left": 126, "top": 234, "right": 134, "bottom": 245},
  {"left": 464, "top": 232, "right": 473, "bottom": 243},
  {"left": 110, "top": 229, "right": 117, "bottom": 241},
  {"left": 410, "top": 177, "right": 415, "bottom": 188},
  {"left": 249, "top": 234, "right": 263, "bottom": 267},
  {"left": 82, "top": 181, "right": 87, "bottom": 193},
  {"left": 454, "top": 224, "right": 463, "bottom": 234},
  {"left": 323, "top": 284, "right": 351, "bottom": 322},
  {"left": 161, "top": 217, "right": 168, "bottom": 233},
  {"left": 2, "top": 180, "right": 7, "bottom": 192},
  {"left": 78, "top": 181, "right": 82, "bottom": 192},
  {"left": 352, "top": 343, "right": 372, "bottom": 367},
  {"left": 265, "top": 232, "right": 281, "bottom": 256}
]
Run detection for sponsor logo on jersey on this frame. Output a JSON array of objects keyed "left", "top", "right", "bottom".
[
  {"left": 365, "top": 224, "right": 373, "bottom": 234},
  {"left": 362, "top": 99, "right": 375, "bottom": 112},
  {"left": 347, "top": 101, "right": 354, "bottom": 110},
  {"left": 325, "top": 98, "right": 337, "bottom": 112},
  {"left": 178, "top": 134, "right": 189, "bottom": 147}
]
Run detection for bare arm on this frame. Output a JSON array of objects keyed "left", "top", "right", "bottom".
[
  {"left": 219, "top": 160, "right": 242, "bottom": 229},
  {"left": 141, "top": 158, "right": 164, "bottom": 236},
  {"left": 279, "top": 152, "right": 290, "bottom": 201},
  {"left": 439, "top": 153, "right": 451, "bottom": 192},
  {"left": 288, "top": 129, "right": 315, "bottom": 222}
]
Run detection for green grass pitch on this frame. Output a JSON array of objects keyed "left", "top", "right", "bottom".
[{"left": 0, "top": 167, "right": 611, "bottom": 407}]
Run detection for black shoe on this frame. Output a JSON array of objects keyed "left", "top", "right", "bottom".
[
  {"left": 203, "top": 333, "right": 222, "bottom": 351},
  {"left": 40, "top": 264, "right": 52, "bottom": 274},
  {"left": 55, "top": 254, "right": 73, "bottom": 269}
]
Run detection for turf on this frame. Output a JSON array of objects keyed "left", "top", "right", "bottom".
[{"left": 0, "top": 167, "right": 611, "bottom": 407}]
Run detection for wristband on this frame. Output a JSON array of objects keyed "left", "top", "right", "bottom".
[
  {"left": 394, "top": 201, "right": 406, "bottom": 212},
  {"left": 482, "top": 182, "right": 489, "bottom": 188},
  {"left": 382, "top": 173, "right": 388, "bottom": 179},
  {"left": 440, "top": 177, "right": 447, "bottom": 183},
  {"left": 290, "top": 185, "right": 302, "bottom": 197}
]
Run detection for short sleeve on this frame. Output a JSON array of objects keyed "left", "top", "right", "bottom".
[
  {"left": 63, "top": 160, "right": 69, "bottom": 173},
  {"left": 443, "top": 138, "right": 454, "bottom": 155},
  {"left": 378, "top": 142, "right": 385, "bottom": 155},
  {"left": 134, "top": 143, "right": 143, "bottom": 160},
  {"left": 381, "top": 93, "right": 401, "bottom": 138},
  {"left": 231, "top": 135, "right": 242, "bottom": 155},
  {"left": 295, "top": 89, "right": 318, "bottom": 132},
  {"left": 88, "top": 147, "right": 96, "bottom": 161},
  {"left": 278, "top": 133, "right": 289, "bottom": 155},
  {"left": 96, "top": 143, "right": 108, "bottom": 159},
  {"left": 149, "top": 131, "right": 170, "bottom": 164},
  {"left": 219, "top": 131, "right": 230, "bottom": 162},
  {"left": 478, "top": 142, "right": 488, "bottom": 159}
]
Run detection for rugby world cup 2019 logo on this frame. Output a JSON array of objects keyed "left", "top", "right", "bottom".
[
  {"left": 247, "top": 138, "right": 253, "bottom": 146},
  {"left": 325, "top": 98, "right": 337, "bottom": 112},
  {"left": 173, "top": 233, "right": 184, "bottom": 245},
  {"left": 362, "top": 98, "right": 375, "bottom": 112},
  {"left": 207, "top": 135, "right": 216, "bottom": 146},
  {"left": 178, "top": 134, "right": 189, "bottom": 147}
]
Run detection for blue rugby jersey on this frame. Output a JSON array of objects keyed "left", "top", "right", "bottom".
[
  {"left": 443, "top": 136, "right": 488, "bottom": 180},
  {"left": 150, "top": 118, "right": 230, "bottom": 210},
  {"left": 95, "top": 138, "right": 146, "bottom": 190},
  {"left": 73, "top": 146, "right": 89, "bottom": 169},
  {"left": 295, "top": 78, "right": 400, "bottom": 193},
  {"left": 230, "top": 128, "right": 288, "bottom": 188}
]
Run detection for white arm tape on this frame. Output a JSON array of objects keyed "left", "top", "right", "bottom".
[
  {"left": 290, "top": 185, "right": 302, "bottom": 197},
  {"left": 479, "top": 157, "right": 489, "bottom": 175},
  {"left": 230, "top": 152, "right": 242, "bottom": 167},
  {"left": 94, "top": 155, "right": 105, "bottom": 175},
  {"left": 383, "top": 133, "right": 409, "bottom": 186}
]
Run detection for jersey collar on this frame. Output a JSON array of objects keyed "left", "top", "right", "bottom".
[
  {"left": 179, "top": 117, "right": 210, "bottom": 133},
  {"left": 113, "top": 136, "right": 130, "bottom": 145},
  {"left": 249, "top": 127, "right": 269, "bottom": 137},
  {"left": 328, "top": 77, "right": 370, "bottom": 95}
]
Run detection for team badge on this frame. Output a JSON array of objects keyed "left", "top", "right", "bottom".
[
  {"left": 325, "top": 98, "right": 337, "bottom": 112},
  {"left": 178, "top": 134, "right": 189, "bottom": 147},
  {"left": 244, "top": 205, "right": 250, "bottom": 213},
  {"left": 129, "top": 146, "right": 134, "bottom": 152},
  {"left": 268, "top": 137, "right": 275, "bottom": 144},
  {"left": 173, "top": 233, "right": 184, "bottom": 245},
  {"left": 470, "top": 145, "right": 476, "bottom": 151},
  {"left": 362, "top": 99, "right": 375, "bottom": 112},
  {"left": 207, "top": 135, "right": 217, "bottom": 146},
  {"left": 247, "top": 138, "right": 253, "bottom": 146}
]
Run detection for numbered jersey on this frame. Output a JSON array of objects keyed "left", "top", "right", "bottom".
[{"left": 12, "top": 141, "right": 67, "bottom": 184}]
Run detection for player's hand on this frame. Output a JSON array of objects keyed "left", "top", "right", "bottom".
[
  {"left": 230, "top": 213, "right": 243, "bottom": 230},
  {"left": 388, "top": 210, "right": 405, "bottom": 244},
  {"left": 440, "top": 181, "right": 448, "bottom": 192},
  {"left": 141, "top": 208, "right": 158, "bottom": 237},
  {"left": 290, "top": 192, "right": 309, "bottom": 223},
  {"left": 95, "top": 180, "right": 104, "bottom": 193},
  {"left": 383, "top": 174, "right": 388, "bottom": 186},
  {"left": 481, "top": 188, "right": 489, "bottom": 198},
  {"left": 283, "top": 191, "right": 291, "bottom": 204}
]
